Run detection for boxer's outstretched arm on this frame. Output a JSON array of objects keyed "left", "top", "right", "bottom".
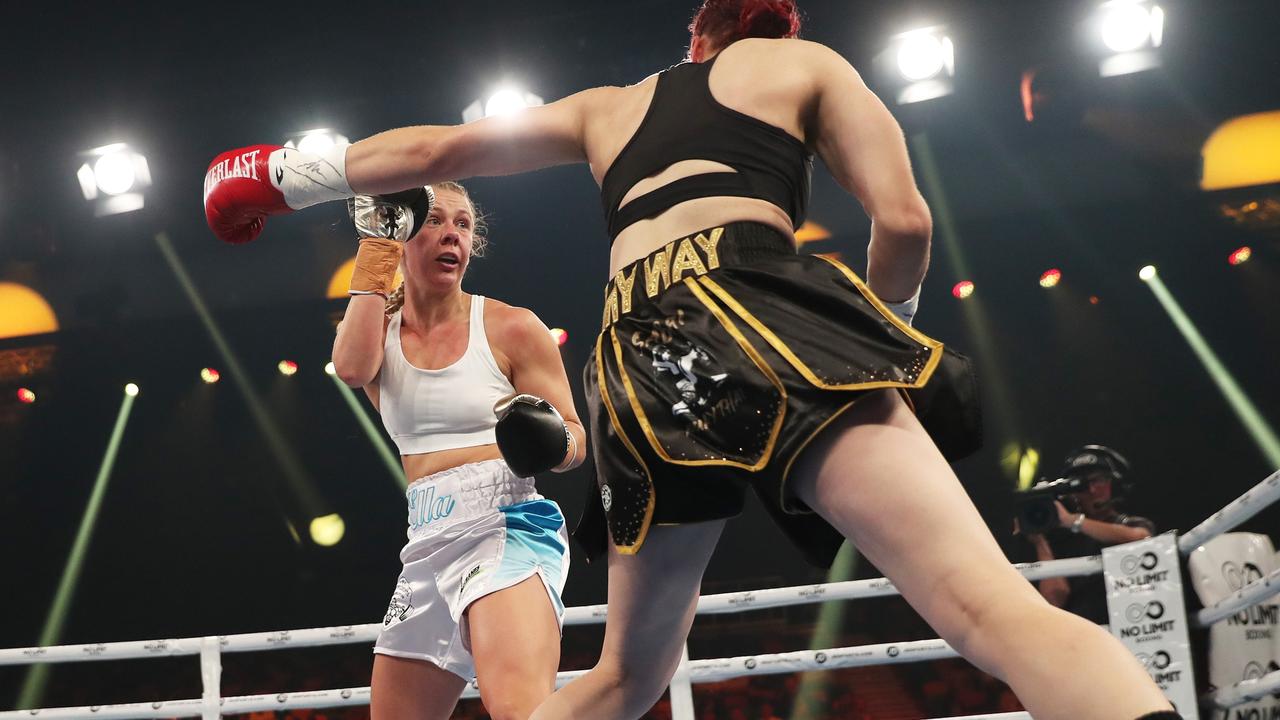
[{"left": 346, "top": 89, "right": 599, "bottom": 195}]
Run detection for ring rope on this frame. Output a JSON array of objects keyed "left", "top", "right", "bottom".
[
  {"left": 1177, "top": 469, "right": 1280, "bottom": 554},
  {"left": 4, "top": 470, "right": 1278, "bottom": 719},
  {"left": 0, "top": 557, "right": 1102, "bottom": 668},
  {"left": 1194, "top": 566, "right": 1280, "bottom": 627},
  {"left": 1204, "top": 668, "right": 1280, "bottom": 709}
]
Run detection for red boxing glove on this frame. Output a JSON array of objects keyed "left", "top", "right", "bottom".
[
  {"left": 203, "top": 146, "right": 286, "bottom": 244},
  {"left": 203, "top": 143, "right": 353, "bottom": 244}
]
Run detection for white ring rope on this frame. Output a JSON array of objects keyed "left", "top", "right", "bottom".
[
  {"left": 1194, "top": 566, "right": 1280, "bottom": 627},
  {"left": 563, "top": 555, "right": 1103, "bottom": 625},
  {"left": 0, "top": 557, "right": 1101, "bottom": 668},
  {"left": 1204, "top": 668, "right": 1280, "bottom": 709},
  {"left": 4, "top": 469, "right": 1277, "bottom": 719},
  {"left": 1177, "top": 469, "right": 1280, "bottom": 555}
]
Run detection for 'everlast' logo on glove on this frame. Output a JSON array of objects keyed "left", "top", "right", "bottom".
[{"left": 203, "top": 149, "right": 262, "bottom": 201}]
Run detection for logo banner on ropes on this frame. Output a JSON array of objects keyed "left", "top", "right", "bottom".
[
  {"left": 1188, "top": 532, "right": 1280, "bottom": 720},
  {"left": 1103, "top": 533, "right": 1200, "bottom": 720}
]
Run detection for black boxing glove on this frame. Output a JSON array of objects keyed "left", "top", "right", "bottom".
[
  {"left": 494, "top": 394, "right": 572, "bottom": 478},
  {"left": 347, "top": 185, "right": 436, "bottom": 243}
]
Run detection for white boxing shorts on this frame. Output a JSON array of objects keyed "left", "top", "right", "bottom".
[{"left": 374, "top": 458, "right": 570, "bottom": 679}]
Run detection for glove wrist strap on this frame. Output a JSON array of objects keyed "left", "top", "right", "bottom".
[
  {"left": 553, "top": 432, "right": 578, "bottom": 473},
  {"left": 269, "top": 144, "right": 353, "bottom": 209},
  {"left": 883, "top": 286, "right": 922, "bottom": 327}
]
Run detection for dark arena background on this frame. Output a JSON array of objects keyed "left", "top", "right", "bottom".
[{"left": 2, "top": 1, "right": 1279, "bottom": 719}]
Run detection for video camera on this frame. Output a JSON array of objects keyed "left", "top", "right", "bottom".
[
  {"left": 1014, "top": 444, "right": 1132, "bottom": 534},
  {"left": 1014, "top": 476, "right": 1088, "bottom": 535}
]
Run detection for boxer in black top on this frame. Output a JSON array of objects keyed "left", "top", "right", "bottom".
[{"left": 206, "top": 1, "right": 1181, "bottom": 718}]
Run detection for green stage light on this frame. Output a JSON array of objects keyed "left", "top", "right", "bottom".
[
  {"left": 1143, "top": 272, "right": 1280, "bottom": 466},
  {"left": 326, "top": 370, "right": 406, "bottom": 490},
  {"left": 18, "top": 386, "right": 138, "bottom": 709}
]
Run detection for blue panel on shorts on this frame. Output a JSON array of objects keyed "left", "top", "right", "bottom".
[{"left": 496, "top": 499, "right": 568, "bottom": 614}]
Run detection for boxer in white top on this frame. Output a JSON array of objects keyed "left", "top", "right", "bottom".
[{"left": 331, "top": 182, "right": 585, "bottom": 720}]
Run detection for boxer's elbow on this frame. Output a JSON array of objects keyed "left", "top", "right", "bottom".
[
  {"left": 874, "top": 197, "right": 933, "bottom": 249},
  {"left": 331, "top": 346, "right": 380, "bottom": 388},
  {"left": 333, "top": 360, "right": 377, "bottom": 389}
]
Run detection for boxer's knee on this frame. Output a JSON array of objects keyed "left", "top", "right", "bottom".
[{"left": 589, "top": 655, "right": 674, "bottom": 717}]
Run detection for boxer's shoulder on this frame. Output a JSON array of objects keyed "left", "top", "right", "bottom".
[{"left": 481, "top": 299, "right": 549, "bottom": 349}]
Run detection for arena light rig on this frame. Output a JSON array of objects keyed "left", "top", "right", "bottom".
[
  {"left": 277, "top": 360, "right": 299, "bottom": 377},
  {"left": 882, "top": 26, "right": 956, "bottom": 105},
  {"left": 17, "top": 388, "right": 35, "bottom": 404},
  {"left": 1094, "top": 0, "right": 1164, "bottom": 77},
  {"left": 76, "top": 143, "right": 151, "bottom": 217},
  {"left": 1040, "top": 269, "right": 1063, "bottom": 288},
  {"left": 200, "top": 367, "right": 220, "bottom": 384},
  {"left": 952, "top": 280, "right": 975, "bottom": 299},
  {"left": 1228, "top": 247, "right": 1252, "bottom": 266}
]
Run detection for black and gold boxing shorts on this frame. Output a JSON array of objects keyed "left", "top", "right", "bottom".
[{"left": 576, "top": 222, "right": 980, "bottom": 567}]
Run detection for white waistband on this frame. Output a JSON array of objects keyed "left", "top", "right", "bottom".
[{"left": 404, "top": 459, "right": 539, "bottom": 539}]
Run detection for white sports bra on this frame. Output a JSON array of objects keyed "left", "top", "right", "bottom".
[{"left": 376, "top": 295, "right": 516, "bottom": 455}]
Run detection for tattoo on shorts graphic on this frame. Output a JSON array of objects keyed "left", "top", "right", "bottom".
[
  {"left": 384, "top": 577, "right": 413, "bottom": 627},
  {"left": 650, "top": 341, "right": 728, "bottom": 424}
]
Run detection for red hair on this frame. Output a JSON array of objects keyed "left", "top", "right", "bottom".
[{"left": 689, "top": 0, "right": 801, "bottom": 47}]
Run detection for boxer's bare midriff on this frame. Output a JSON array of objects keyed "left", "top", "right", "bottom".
[
  {"left": 609, "top": 194, "right": 796, "bottom": 277},
  {"left": 402, "top": 444, "right": 504, "bottom": 485}
]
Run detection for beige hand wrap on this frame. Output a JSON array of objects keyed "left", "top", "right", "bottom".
[{"left": 349, "top": 238, "right": 404, "bottom": 299}]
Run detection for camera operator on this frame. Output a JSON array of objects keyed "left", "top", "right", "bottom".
[{"left": 1017, "top": 445, "right": 1156, "bottom": 624}]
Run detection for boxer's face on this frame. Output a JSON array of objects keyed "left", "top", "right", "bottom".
[{"left": 403, "top": 188, "right": 475, "bottom": 290}]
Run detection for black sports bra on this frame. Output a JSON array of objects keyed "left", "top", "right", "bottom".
[{"left": 599, "top": 52, "right": 814, "bottom": 242}]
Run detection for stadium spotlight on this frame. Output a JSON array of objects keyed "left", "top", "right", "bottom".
[
  {"left": 1138, "top": 265, "right": 1157, "bottom": 281},
  {"left": 462, "top": 86, "right": 545, "bottom": 123},
  {"left": 1040, "top": 269, "right": 1063, "bottom": 288},
  {"left": 278, "top": 360, "right": 299, "bottom": 376},
  {"left": 324, "top": 361, "right": 336, "bottom": 376},
  {"left": 309, "top": 513, "right": 346, "bottom": 547},
  {"left": 284, "top": 129, "right": 349, "bottom": 153},
  {"left": 882, "top": 26, "right": 955, "bottom": 105},
  {"left": 76, "top": 143, "right": 151, "bottom": 216},
  {"left": 17, "top": 388, "right": 35, "bottom": 404},
  {"left": 200, "top": 367, "right": 221, "bottom": 384},
  {"left": 1094, "top": 1, "right": 1164, "bottom": 77},
  {"left": 550, "top": 328, "right": 569, "bottom": 347},
  {"left": 952, "top": 280, "right": 975, "bottom": 299},
  {"left": 124, "top": 382, "right": 139, "bottom": 397}
]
